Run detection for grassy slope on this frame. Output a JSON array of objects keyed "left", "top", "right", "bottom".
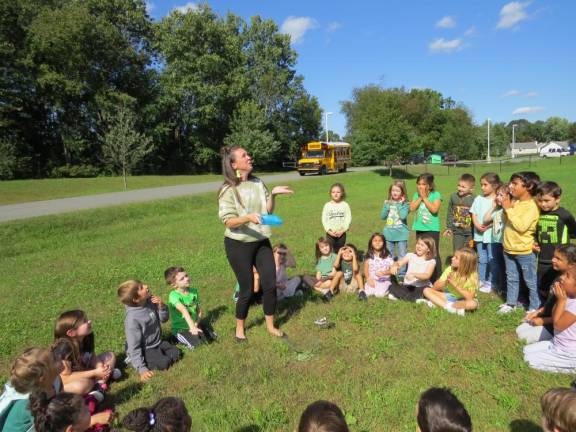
[{"left": 0, "top": 157, "right": 574, "bottom": 431}]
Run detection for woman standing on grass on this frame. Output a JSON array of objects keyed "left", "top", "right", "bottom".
[{"left": 218, "top": 146, "right": 293, "bottom": 342}]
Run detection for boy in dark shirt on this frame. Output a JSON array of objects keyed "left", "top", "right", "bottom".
[
  {"left": 534, "top": 181, "right": 576, "bottom": 302},
  {"left": 443, "top": 173, "right": 476, "bottom": 254}
]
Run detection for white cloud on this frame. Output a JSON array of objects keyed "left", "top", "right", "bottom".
[
  {"left": 173, "top": 2, "right": 198, "bottom": 13},
  {"left": 497, "top": 2, "right": 530, "bottom": 29},
  {"left": 512, "top": 106, "right": 544, "bottom": 115},
  {"left": 464, "top": 26, "right": 477, "bottom": 36},
  {"left": 525, "top": 91, "right": 538, "bottom": 97},
  {"left": 280, "top": 16, "right": 317, "bottom": 44},
  {"left": 146, "top": 1, "right": 155, "bottom": 14},
  {"left": 429, "top": 38, "right": 464, "bottom": 54},
  {"left": 326, "top": 21, "right": 342, "bottom": 33},
  {"left": 502, "top": 89, "right": 521, "bottom": 97},
  {"left": 436, "top": 16, "right": 456, "bottom": 28}
]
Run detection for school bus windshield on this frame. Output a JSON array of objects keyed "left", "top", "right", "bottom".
[{"left": 305, "top": 150, "right": 324, "bottom": 158}]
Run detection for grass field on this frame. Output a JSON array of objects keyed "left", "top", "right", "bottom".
[{"left": 1, "top": 158, "right": 575, "bottom": 431}]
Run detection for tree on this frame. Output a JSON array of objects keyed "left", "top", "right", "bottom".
[
  {"left": 100, "top": 105, "right": 153, "bottom": 190},
  {"left": 224, "top": 100, "right": 280, "bottom": 167}
]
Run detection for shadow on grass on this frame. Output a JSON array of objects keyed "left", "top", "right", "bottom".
[
  {"left": 371, "top": 168, "right": 417, "bottom": 179},
  {"left": 204, "top": 304, "right": 228, "bottom": 326},
  {"left": 111, "top": 382, "right": 144, "bottom": 405},
  {"left": 509, "top": 419, "right": 542, "bottom": 432},
  {"left": 235, "top": 426, "right": 262, "bottom": 432}
]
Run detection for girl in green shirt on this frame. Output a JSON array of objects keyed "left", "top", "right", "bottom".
[{"left": 410, "top": 173, "right": 443, "bottom": 282}]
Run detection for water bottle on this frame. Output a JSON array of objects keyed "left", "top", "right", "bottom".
[{"left": 260, "top": 214, "right": 283, "bottom": 226}]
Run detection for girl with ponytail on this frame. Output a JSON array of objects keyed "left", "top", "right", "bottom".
[{"left": 122, "top": 397, "right": 191, "bottom": 432}]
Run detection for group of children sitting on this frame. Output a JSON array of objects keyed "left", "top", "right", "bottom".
[{"left": 0, "top": 266, "right": 210, "bottom": 431}]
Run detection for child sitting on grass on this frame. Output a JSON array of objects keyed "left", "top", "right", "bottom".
[
  {"left": 303, "top": 237, "right": 339, "bottom": 301},
  {"left": 389, "top": 236, "right": 436, "bottom": 302},
  {"left": 332, "top": 244, "right": 366, "bottom": 300},
  {"left": 118, "top": 280, "right": 181, "bottom": 382},
  {"left": 517, "top": 245, "right": 576, "bottom": 344},
  {"left": 0, "top": 347, "right": 60, "bottom": 432},
  {"left": 524, "top": 267, "right": 576, "bottom": 374},
  {"left": 54, "top": 310, "right": 120, "bottom": 397},
  {"left": 416, "top": 387, "right": 472, "bottom": 432},
  {"left": 421, "top": 247, "right": 479, "bottom": 316},
  {"left": 165, "top": 266, "right": 216, "bottom": 350},
  {"left": 363, "top": 233, "right": 394, "bottom": 298},
  {"left": 273, "top": 244, "right": 304, "bottom": 300},
  {"left": 541, "top": 387, "right": 576, "bottom": 432},
  {"left": 298, "top": 400, "right": 349, "bottom": 432}
]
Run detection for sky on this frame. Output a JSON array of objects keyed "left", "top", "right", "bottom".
[{"left": 146, "top": 1, "right": 576, "bottom": 137}]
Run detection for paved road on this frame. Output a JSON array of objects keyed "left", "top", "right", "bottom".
[{"left": 0, "top": 167, "right": 377, "bottom": 223}]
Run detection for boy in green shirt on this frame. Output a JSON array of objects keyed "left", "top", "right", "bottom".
[{"left": 165, "top": 266, "right": 217, "bottom": 349}]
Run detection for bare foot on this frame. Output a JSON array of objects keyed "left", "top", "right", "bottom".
[
  {"left": 91, "top": 411, "right": 112, "bottom": 426},
  {"left": 267, "top": 327, "right": 284, "bottom": 338}
]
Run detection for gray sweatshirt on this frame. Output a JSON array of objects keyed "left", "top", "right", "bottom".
[{"left": 124, "top": 299, "right": 169, "bottom": 373}]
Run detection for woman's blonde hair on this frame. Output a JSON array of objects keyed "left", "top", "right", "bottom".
[
  {"left": 452, "top": 247, "right": 478, "bottom": 285},
  {"left": 10, "top": 347, "right": 55, "bottom": 394}
]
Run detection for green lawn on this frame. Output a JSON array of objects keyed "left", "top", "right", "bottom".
[{"left": 1, "top": 159, "right": 575, "bottom": 431}]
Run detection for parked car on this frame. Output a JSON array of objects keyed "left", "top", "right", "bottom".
[{"left": 541, "top": 148, "right": 570, "bottom": 158}]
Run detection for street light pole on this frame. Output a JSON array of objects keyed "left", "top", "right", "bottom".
[
  {"left": 512, "top": 124, "right": 517, "bottom": 159},
  {"left": 324, "top": 112, "right": 333, "bottom": 142},
  {"left": 487, "top": 118, "right": 491, "bottom": 162}
]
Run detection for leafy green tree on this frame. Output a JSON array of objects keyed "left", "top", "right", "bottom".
[
  {"left": 224, "top": 100, "right": 279, "bottom": 167},
  {"left": 100, "top": 105, "right": 153, "bottom": 190}
]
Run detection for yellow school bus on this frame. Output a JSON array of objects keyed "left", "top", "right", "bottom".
[{"left": 296, "top": 141, "right": 351, "bottom": 176}]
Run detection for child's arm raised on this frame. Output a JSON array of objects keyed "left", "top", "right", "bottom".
[
  {"left": 351, "top": 251, "right": 359, "bottom": 273},
  {"left": 333, "top": 249, "right": 343, "bottom": 269},
  {"left": 552, "top": 283, "right": 576, "bottom": 332},
  {"left": 503, "top": 198, "right": 538, "bottom": 233},
  {"left": 151, "top": 295, "right": 169, "bottom": 323}
]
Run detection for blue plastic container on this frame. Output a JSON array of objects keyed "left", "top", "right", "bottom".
[{"left": 260, "top": 214, "right": 284, "bottom": 226}]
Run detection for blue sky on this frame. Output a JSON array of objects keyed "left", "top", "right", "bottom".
[{"left": 146, "top": 1, "right": 575, "bottom": 137}]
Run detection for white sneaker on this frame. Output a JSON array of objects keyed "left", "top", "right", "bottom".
[
  {"left": 445, "top": 304, "right": 465, "bottom": 316},
  {"left": 497, "top": 304, "right": 517, "bottom": 314},
  {"left": 112, "top": 368, "right": 122, "bottom": 380},
  {"left": 388, "top": 293, "right": 398, "bottom": 301},
  {"left": 479, "top": 281, "right": 492, "bottom": 293},
  {"left": 416, "top": 299, "right": 435, "bottom": 308}
]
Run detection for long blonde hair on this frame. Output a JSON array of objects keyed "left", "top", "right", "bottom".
[
  {"left": 452, "top": 247, "right": 478, "bottom": 286},
  {"left": 10, "top": 347, "right": 56, "bottom": 394}
]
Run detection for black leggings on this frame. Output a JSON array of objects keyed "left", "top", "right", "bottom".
[
  {"left": 327, "top": 232, "right": 346, "bottom": 253},
  {"left": 415, "top": 230, "right": 442, "bottom": 283},
  {"left": 224, "top": 237, "right": 277, "bottom": 320}
]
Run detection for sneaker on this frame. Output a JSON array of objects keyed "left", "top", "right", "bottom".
[
  {"left": 497, "top": 303, "right": 518, "bottom": 314},
  {"left": 322, "top": 291, "right": 334, "bottom": 302},
  {"left": 387, "top": 293, "right": 398, "bottom": 301},
  {"left": 416, "top": 299, "right": 435, "bottom": 308},
  {"left": 358, "top": 291, "right": 367, "bottom": 301},
  {"left": 445, "top": 304, "right": 465, "bottom": 316},
  {"left": 88, "top": 390, "right": 105, "bottom": 403},
  {"left": 112, "top": 368, "right": 122, "bottom": 380},
  {"left": 479, "top": 281, "right": 492, "bottom": 293}
]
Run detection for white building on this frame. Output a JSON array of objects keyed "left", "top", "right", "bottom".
[{"left": 508, "top": 141, "right": 539, "bottom": 158}]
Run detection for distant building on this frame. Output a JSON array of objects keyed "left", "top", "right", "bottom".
[{"left": 508, "top": 141, "right": 539, "bottom": 158}]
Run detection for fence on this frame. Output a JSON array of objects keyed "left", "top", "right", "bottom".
[{"left": 384, "top": 155, "right": 573, "bottom": 178}]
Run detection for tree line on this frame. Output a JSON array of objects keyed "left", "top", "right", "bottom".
[
  {"left": 342, "top": 86, "right": 576, "bottom": 166},
  {"left": 0, "top": 0, "right": 321, "bottom": 179}
]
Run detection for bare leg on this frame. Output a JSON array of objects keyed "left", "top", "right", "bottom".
[
  {"left": 63, "top": 377, "right": 95, "bottom": 395},
  {"left": 236, "top": 318, "right": 246, "bottom": 339},
  {"left": 452, "top": 299, "right": 478, "bottom": 311},
  {"left": 265, "top": 314, "right": 283, "bottom": 337},
  {"left": 423, "top": 288, "right": 448, "bottom": 307}
]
